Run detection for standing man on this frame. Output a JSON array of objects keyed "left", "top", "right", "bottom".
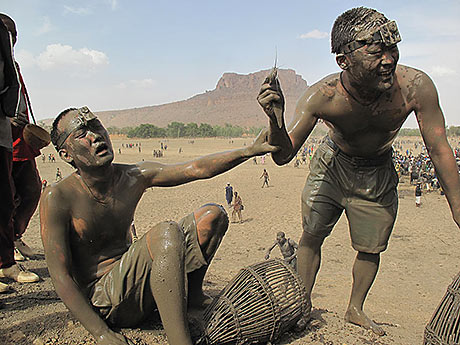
[
  {"left": 258, "top": 7, "right": 460, "bottom": 335},
  {"left": 40, "top": 107, "right": 275, "bottom": 345},
  {"left": 0, "top": 17, "right": 38, "bottom": 294},
  {"left": 225, "top": 182, "right": 233, "bottom": 206},
  {"left": 0, "top": 14, "right": 42, "bottom": 261},
  {"left": 415, "top": 182, "right": 422, "bottom": 207},
  {"left": 231, "top": 191, "right": 244, "bottom": 223},
  {"left": 260, "top": 168, "right": 270, "bottom": 188}
]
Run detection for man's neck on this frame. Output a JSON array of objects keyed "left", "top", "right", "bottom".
[
  {"left": 78, "top": 164, "right": 115, "bottom": 194},
  {"left": 340, "top": 71, "right": 382, "bottom": 106}
]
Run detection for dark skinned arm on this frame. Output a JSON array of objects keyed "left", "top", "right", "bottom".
[
  {"left": 139, "top": 128, "right": 277, "bottom": 187},
  {"left": 265, "top": 241, "right": 277, "bottom": 260},
  {"left": 257, "top": 77, "right": 319, "bottom": 165},
  {"left": 40, "top": 188, "right": 129, "bottom": 345},
  {"left": 415, "top": 72, "right": 460, "bottom": 228}
]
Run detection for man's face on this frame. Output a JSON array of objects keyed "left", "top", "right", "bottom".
[
  {"left": 277, "top": 233, "right": 286, "bottom": 244},
  {"left": 346, "top": 41, "right": 399, "bottom": 91},
  {"left": 59, "top": 110, "right": 114, "bottom": 169}
]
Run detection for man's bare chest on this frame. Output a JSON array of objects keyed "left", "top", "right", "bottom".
[{"left": 327, "top": 91, "right": 412, "bottom": 134}]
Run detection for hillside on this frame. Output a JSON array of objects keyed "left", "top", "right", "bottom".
[{"left": 94, "top": 68, "right": 308, "bottom": 129}]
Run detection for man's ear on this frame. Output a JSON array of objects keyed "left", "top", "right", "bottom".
[
  {"left": 59, "top": 148, "right": 73, "bottom": 164},
  {"left": 336, "top": 54, "right": 349, "bottom": 70}
]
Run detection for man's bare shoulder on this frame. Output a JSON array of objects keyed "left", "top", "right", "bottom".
[
  {"left": 396, "top": 65, "right": 434, "bottom": 89},
  {"left": 296, "top": 72, "right": 341, "bottom": 111},
  {"left": 40, "top": 174, "right": 79, "bottom": 212},
  {"left": 396, "top": 64, "right": 437, "bottom": 103}
]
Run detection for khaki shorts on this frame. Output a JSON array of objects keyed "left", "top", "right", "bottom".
[
  {"left": 88, "top": 213, "right": 207, "bottom": 327},
  {"left": 302, "top": 138, "right": 399, "bottom": 254}
]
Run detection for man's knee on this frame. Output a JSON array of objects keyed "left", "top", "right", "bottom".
[
  {"left": 299, "top": 230, "right": 324, "bottom": 249},
  {"left": 146, "top": 221, "right": 185, "bottom": 257},
  {"left": 195, "top": 203, "right": 229, "bottom": 235}
]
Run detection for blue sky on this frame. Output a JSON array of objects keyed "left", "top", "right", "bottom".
[{"left": 2, "top": 0, "right": 460, "bottom": 127}]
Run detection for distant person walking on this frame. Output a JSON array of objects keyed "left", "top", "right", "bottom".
[
  {"left": 231, "top": 191, "right": 243, "bottom": 223},
  {"left": 260, "top": 168, "right": 269, "bottom": 188},
  {"left": 55, "top": 167, "right": 62, "bottom": 181},
  {"left": 415, "top": 183, "right": 422, "bottom": 207},
  {"left": 225, "top": 183, "right": 233, "bottom": 206}
]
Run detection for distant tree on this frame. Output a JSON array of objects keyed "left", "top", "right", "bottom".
[
  {"left": 198, "top": 123, "right": 215, "bottom": 137},
  {"left": 447, "top": 126, "right": 460, "bottom": 137},
  {"left": 166, "top": 122, "right": 186, "bottom": 137},
  {"left": 127, "top": 124, "right": 165, "bottom": 138},
  {"left": 398, "top": 128, "right": 421, "bottom": 137},
  {"left": 184, "top": 123, "right": 199, "bottom": 137},
  {"left": 246, "top": 126, "right": 264, "bottom": 136}
]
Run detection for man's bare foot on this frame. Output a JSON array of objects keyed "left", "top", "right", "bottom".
[
  {"left": 344, "top": 306, "right": 385, "bottom": 336},
  {"left": 294, "top": 299, "right": 312, "bottom": 332},
  {"left": 188, "top": 291, "right": 213, "bottom": 310}
]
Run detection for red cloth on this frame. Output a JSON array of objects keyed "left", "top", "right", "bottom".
[{"left": 12, "top": 64, "right": 40, "bottom": 161}]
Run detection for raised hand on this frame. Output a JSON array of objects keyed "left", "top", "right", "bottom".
[
  {"left": 257, "top": 67, "right": 285, "bottom": 128},
  {"left": 247, "top": 128, "right": 279, "bottom": 156}
]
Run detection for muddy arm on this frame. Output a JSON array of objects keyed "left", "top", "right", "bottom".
[
  {"left": 415, "top": 72, "right": 460, "bottom": 227},
  {"left": 139, "top": 129, "right": 277, "bottom": 187},
  {"left": 265, "top": 241, "right": 277, "bottom": 259}
]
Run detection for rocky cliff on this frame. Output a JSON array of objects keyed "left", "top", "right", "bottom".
[{"left": 96, "top": 68, "right": 308, "bottom": 128}]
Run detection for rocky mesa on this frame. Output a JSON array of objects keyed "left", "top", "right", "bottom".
[{"left": 95, "top": 68, "right": 309, "bottom": 129}]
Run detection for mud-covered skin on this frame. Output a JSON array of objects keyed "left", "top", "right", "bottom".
[
  {"left": 258, "top": 38, "right": 460, "bottom": 336},
  {"left": 40, "top": 110, "right": 276, "bottom": 345}
]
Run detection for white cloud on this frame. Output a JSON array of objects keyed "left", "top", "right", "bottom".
[
  {"left": 106, "top": 0, "right": 118, "bottom": 10},
  {"left": 63, "top": 6, "right": 93, "bottom": 15},
  {"left": 36, "top": 17, "right": 54, "bottom": 36},
  {"left": 299, "top": 29, "right": 328, "bottom": 40},
  {"left": 429, "top": 66, "right": 457, "bottom": 77},
  {"left": 31, "top": 44, "right": 109, "bottom": 77},
  {"left": 15, "top": 49, "right": 36, "bottom": 69},
  {"left": 116, "top": 79, "right": 155, "bottom": 89}
]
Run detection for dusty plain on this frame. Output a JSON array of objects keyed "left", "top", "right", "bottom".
[{"left": 1, "top": 136, "right": 459, "bottom": 345}]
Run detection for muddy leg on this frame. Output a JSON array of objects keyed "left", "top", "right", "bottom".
[
  {"left": 297, "top": 231, "right": 324, "bottom": 323},
  {"left": 344, "top": 251, "right": 384, "bottom": 336},
  {"left": 188, "top": 204, "right": 228, "bottom": 309},
  {"left": 146, "top": 221, "right": 193, "bottom": 345}
]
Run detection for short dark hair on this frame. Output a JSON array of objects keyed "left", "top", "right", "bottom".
[
  {"left": 50, "top": 107, "right": 77, "bottom": 149},
  {"left": 331, "top": 7, "right": 389, "bottom": 54},
  {"left": 51, "top": 108, "right": 78, "bottom": 168}
]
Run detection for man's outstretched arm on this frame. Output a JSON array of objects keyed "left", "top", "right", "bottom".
[
  {"left": 415, "top": 72, "right": 460, "bottom": 227},
  {"left": 140, "top": 129, "right": 277, "bottom": 188},
  {"left": 40, "top": 188, "right": 130, "bottom": 345},
  {"left": 265, "top": 241, "right": 277, "bottom": 260}
]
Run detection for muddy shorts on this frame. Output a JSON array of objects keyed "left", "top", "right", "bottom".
[
  {"left": 88, "top": 212, "right": 207, "bottom": 327},
  {"left": 302, "top": 137, "right": 399, "bottom": 254}
]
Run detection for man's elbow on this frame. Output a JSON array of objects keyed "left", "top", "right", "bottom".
[{"left": 272, "top": 154, "right": 293, "bottom": 166}]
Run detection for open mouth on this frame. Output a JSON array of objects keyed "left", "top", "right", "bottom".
[
  {"left": 379, "top": 69, "right": 394, "bottom": 78},
  {"left": 95, "top": 143, "right": 109, "bottom": 155}
]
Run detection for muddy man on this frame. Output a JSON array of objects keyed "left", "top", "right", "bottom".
[
  {"left": 40, "top": 107, "right": 276, "bottom": 345},
  {"left": 258, "top": 7, "right": 460, "bottom": 335}
]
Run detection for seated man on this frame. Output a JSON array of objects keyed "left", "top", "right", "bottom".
[{"left": 40, "top": 106, "right": 276, "bottom": 345}]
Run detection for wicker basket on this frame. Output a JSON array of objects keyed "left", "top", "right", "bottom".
[
  {"left": 197, "top": 259, "right": 308, "bottom": 345},
  {"left": 424, "top": 271, "right": 460, "bottom": 345}
]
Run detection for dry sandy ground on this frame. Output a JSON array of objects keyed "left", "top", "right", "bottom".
[{"left": 1, "top": 136, "right": 459, "bottom": 345}]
